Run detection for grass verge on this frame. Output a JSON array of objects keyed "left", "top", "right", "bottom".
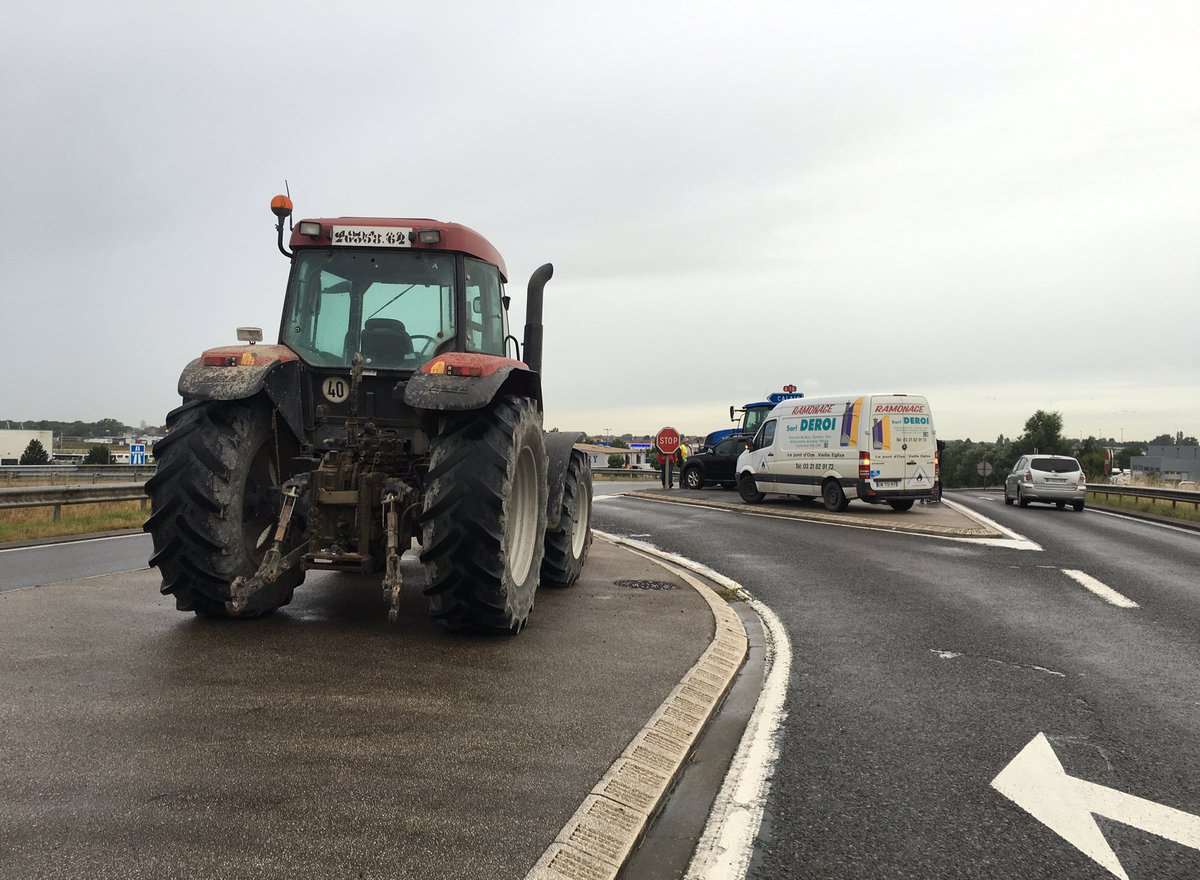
[
  {"left": 1087, "top": 491, "right": 1200, "bottom": 525},
  {"left": 0, "top": 500, "right": 146, "bottom": 544}
]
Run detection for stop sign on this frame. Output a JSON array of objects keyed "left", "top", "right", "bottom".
[{"left": 655, "top": 426, "right": 681, "bottom": 456}]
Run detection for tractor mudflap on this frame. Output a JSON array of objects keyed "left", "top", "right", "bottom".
[
  {"left": 228, "top": 477, "right": 307, "bottom": 616},
  {"left": 545, "top": 431, "right": 586, "bottom": 529}
]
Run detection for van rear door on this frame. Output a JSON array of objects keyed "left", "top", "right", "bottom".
[{"left": 868, "top": 396, "right": 936, "bottom": 492}]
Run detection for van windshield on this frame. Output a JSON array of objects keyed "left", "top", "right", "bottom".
[{"left": 1032, "top": 457, "right": 1080, "bottom": 473}]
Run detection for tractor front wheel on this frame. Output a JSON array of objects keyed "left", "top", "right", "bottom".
[
  {"left": 421, "top": 396, "right": 548, "bottom": 632},
  {"left": 542, "top": 449, "right": 592, "bottom": 587},
  {"left": 144, "top": 399, "right": 302, "bottom": 617}
]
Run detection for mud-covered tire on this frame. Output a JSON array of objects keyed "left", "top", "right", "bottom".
[
  {"left": 144, "top": 398, "right": 303, "bottom": 618},
  {"left": 542, "top": 449, "right": 592, "bottom": 587},
  {"left": 420, "top": 396, "right": 548, "bottom": 633}
]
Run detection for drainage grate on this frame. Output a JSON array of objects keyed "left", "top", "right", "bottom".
[{"left": 615, "top": 578, "right": 675, "bottom": 591}]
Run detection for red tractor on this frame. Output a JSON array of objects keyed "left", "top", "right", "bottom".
[{"left": 144, "top": 196, "right": 592, "bottom": 632}]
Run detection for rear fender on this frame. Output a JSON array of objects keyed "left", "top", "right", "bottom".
[
  {"left": 545, "top": 432, "right": 586, "bottom": 530},
  {"left": 401, "top": 353, "right": 541, "bottom": 413},
  {"left": 178, "top": 346, "right": 305, "bottom": 442}
]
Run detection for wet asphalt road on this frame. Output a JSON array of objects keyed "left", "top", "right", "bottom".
[
  {"left": 594, "top": 489, "right": 1200, "bottom": 879},
  {"left": 0, "top": 539, "right": 710, "bottom": 880}
]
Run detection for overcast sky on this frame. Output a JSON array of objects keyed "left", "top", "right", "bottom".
[{"left": 1, "top": 1, "right": 1196, "bottom": 441}]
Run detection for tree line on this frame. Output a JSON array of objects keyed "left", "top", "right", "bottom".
[{"left": 940, "top": 411, "right": 1198, "bottom": 488}]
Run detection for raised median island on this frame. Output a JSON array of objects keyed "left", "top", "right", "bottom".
[{"left": 623, "top": 487, "right": 1005, "bottom": 539}]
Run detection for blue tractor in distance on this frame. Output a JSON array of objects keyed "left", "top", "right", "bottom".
[{"left": 702, "top": 388, "right": 805, "bottom": 450}]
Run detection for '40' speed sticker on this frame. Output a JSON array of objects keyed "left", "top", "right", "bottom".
[{"left": 322, "top": 376, "right": 350, "bottom": 403}]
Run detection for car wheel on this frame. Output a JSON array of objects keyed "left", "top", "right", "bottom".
[
  {"left": 1056, "top": 501, "right": 1066, "bottom": 510},
  {"left": 683, "top": 466, "right": 703, "bottom": 490},
  {"left": 1073, "top": 500, "right": 1085, "bottom": 512},
  {"left": 1003, "top": 487, "right": 1014, "bottom": 506},
  {"left": 1017, "top": 487, "right": 1030, "bottom": 508}
]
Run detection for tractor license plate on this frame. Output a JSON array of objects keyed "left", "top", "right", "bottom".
[{"left": 331, "top": 225, "right": 413, "bottom": 247}]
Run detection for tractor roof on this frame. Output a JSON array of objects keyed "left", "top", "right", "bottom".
[{"left": 290, "top": 217, "right": 507, "bottom": 279}]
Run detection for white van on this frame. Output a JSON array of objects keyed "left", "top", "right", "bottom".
[{"left": 735, "top": 393, "right": 938, "bottom": 512}]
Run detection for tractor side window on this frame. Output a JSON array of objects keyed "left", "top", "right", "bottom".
[{"left": 464, "top": 258, "right": 504, "bottom": 355}]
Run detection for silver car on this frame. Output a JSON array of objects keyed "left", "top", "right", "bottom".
[{"left": 1004, "top": 454, "right": 1087, "bottom": 511}]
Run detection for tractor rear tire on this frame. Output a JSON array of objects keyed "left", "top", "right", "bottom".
[
  {"left": 542, "top": 449, "right": 592, "bottom": 587},
  {"left": 144, "top": 399, "right": 302, "bottom": 618},
  {"left": 420, "top": 396, "right": 548, "bottom": 633}
]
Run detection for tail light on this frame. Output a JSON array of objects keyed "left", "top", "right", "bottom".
[
  {"left": 1078, "top": 473, "right": 1088, "bottom": 488},
  {"left": 859, "top": 451, "right": 871, "bottom": 480},
  {"left": 934, "top": 451, "right": 940, "bottom": 480},
  {"left": 1023, "top": 470, "right": 1033, "bottom": 483}
]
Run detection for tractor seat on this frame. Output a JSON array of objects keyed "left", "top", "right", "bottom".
[{"left": 361, "top": 318, "right": 414, "bottom": 364}]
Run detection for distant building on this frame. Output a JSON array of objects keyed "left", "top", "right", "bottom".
[
  {"left": 574, "top": 443, "right": 654, "bottom": 469},
  {"left": 1131, "top": 445, "right": 1200, "bottom": 482},
  {"left": 0, "top": 429, "right": 54, "bottom": 465}
]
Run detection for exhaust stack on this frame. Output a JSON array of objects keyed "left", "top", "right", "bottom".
[{"left": 522, "top": 262, "right": 553, "bottom": 374}]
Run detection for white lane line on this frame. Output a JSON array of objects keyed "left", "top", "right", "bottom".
[
  {"left": 941, "top": 497, "right": 1043, "bottom": 552},
  {"left": 1061, "top": 569, "right": 1139, "bottom": 609},
  {"left": 597, "top": 533, "right": 792, "bottom": 880},
  {"left": 0, "top": 532, "right": 145, "bottom": 554},
  {"left": 1087, "top": 507, "right": 1200, "bottom": 537}
]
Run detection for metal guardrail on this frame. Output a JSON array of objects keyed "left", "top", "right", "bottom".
[
  {"left": 1086, "top": 483, "right": 1200, "bottom": 511},
  {"left": 0, "top": 482, "right": 148, "bottom": 521},
  {"left": 592, "top": 468, "right": 661, "bottom": 478},
  {"left": 0, "top": 465, "right": 157, "bottom": 483}
]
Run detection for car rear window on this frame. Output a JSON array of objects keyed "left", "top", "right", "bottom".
[{"left": 1032, "top": 457, "right": 1080, "bottom": 473}]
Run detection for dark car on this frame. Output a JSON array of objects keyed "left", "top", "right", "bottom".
[{"left": 682, "top": 436, "right": 751, "bottom": 490}]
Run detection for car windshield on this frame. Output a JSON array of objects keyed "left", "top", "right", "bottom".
[
  {"left": 1032, "top": 457, "right": 1080, "bottom": 473},
  {"left": 282, "top": 249, "right": 456, "bottom": 369}
]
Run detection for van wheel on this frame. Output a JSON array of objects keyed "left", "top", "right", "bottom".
[
  {"left": 1056, "top": 501, "right": 1066, "bottom": 510},
  {"left": 1073, "top": 500, "right": 1086, "bottom": 512},
  {"left": 887, "top": 500, "right": 914, "bottom": 512},
  {"left": 683, "top": 466, "right": 704, "bottom": 490},
  {"left": 822, "top": 479, "right": 850, "bottom": 512},
  {"left": 737, "top": 473, "right": 764, "bottom": 504}
]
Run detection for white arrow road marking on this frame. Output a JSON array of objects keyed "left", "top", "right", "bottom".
[
  {"left": 1061, "top": 569, "right": 1139, "bottom": 609},
  {"left": 992, "top": 732, "right": 1200, "bottom": 879}
]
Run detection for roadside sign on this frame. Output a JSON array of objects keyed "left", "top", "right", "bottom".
[
  {"left": 130, "top": 443, "right": 147, "bottom": 466},
  {"left": 655, "top": 427, "right": 681, "bottom": 456},
  {"left": 976, "top": 461, "right": 993, "bottom": 477}
]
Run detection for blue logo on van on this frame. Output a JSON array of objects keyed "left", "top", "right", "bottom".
[
  {"left": 902, "top": 417, "right": 930, "bottom": 425},
  {"left": 797, "top": 417, "right": 837, "bottom": 432}
]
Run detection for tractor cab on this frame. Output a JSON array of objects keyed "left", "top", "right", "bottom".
[{"left": 279, "top": 217, "right": 515, "bottom": 372}]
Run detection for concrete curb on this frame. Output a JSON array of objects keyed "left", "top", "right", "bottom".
[
  {"left": 620, "top": 490, "right": 1002, "bottom": 539},
  {"left": 525, "top": 535, "right": 750, "bottom": 880}
]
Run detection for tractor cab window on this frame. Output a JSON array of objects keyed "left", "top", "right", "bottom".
[
  {"left": 742, "top": 407, "right": 768, "bottom": 436},
  {"left": 283, "top": 249, "right": 455, "bottom": 370},
  {"left": 464, "top": 258, "right": 505, "bottom": 356}
]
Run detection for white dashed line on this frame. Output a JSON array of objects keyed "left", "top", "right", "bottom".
[{"left": 1061, "top": 569, "right": 1139, "bottom": 609}]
